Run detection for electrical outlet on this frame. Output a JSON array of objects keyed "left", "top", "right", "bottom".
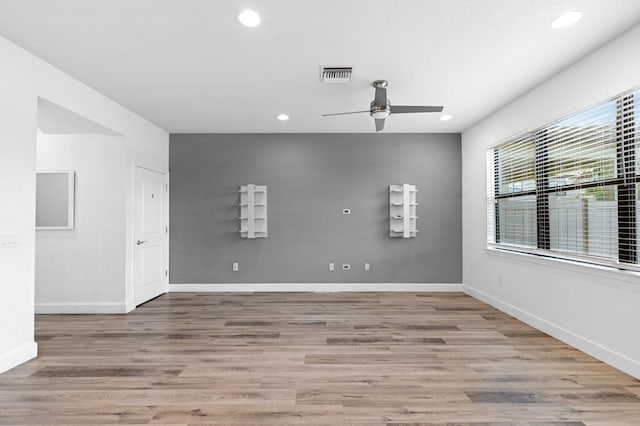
[
  {"left": 329, "top": 262, "right": 334, "bottom": 271},
  {"left": 233, "top": 262, "right": 239, "bottom": 272},
  {"left": 342, "top": 264, "right": 350, "bottom": 270},
  {"left": 364, "top": 263, "right": 370, "bottom": 271}
]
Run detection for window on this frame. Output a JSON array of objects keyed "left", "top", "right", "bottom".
[
  {"left": 487, "top": 89, "right": 639, "bottom": 270},
  {"left": 487, "top": 133, "right": 537, "bottom": 248}
]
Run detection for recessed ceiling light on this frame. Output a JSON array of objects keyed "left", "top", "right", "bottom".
[
  {"left": 440, "top": 114, "right": 453, "bottom": 121},
  {"left": 551, "top": 11, "right": 582, "bottom": 29},
  {"left": 277, "top": 114, "right": 289, "bottom": 121},
  {"left": 238, "top": 10, "right": 261, "bottom": 27}
]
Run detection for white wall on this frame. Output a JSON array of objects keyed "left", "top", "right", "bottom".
[
  {"left": 0, "top": 45, "right": 37, "bottom": 374},
  {"left": 0, "top": 35, "right": 168, "bottom": 373},
  {"left": 36, "top": 134, "right": 127, "bottom": 313},
  {"left": 462, "top": 24, "right": 640, "bottom": 379}
]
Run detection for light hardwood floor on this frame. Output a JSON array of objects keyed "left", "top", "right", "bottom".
[{"left": 1, "top": 292, "right": 639, "bottom": 425}]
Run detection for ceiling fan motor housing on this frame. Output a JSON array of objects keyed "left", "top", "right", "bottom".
[{"left": 371, "top": 101, "right": 391, "bottom": 119}]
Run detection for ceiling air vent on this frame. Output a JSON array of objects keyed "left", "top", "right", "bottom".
[{"left": 321, "top": 67, "right": 352, "bottom": 83}]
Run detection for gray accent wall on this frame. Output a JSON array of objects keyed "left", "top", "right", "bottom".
[{"left": 170, "top": 133, "right": 461, "bottom": 284}]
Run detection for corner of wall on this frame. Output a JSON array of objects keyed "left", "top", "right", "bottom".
[{"left": 0, "top": 342, "right": 37, "bottom": 375}]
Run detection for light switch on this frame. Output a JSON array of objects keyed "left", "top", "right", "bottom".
[{"left": 0, "top": 234, "right": 21, "bottom": 248}]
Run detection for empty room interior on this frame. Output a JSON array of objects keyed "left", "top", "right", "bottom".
[{"left": 1, "top": 0, "right": 640, "bottom": 424}]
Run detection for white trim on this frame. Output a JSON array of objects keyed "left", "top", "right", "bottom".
[
  {"left": 463, "top": 285, "right": 640, "bottom": 380},
  {"left": 0, "top": 342, "right": 37, "bottom": 374},
  {"left": 35, "top": 303, "right": 127, "bottom": 314},
  {"left": 169, "top": 283, "right": 463, "bottom": 292}
]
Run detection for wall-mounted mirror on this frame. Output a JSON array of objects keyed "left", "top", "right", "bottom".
[{"left": 36, "top": 171, "right": 75, "bottom": 230}]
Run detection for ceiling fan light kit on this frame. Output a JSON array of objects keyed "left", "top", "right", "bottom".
[
  {"left": 370, "top": 104, "right": 391, "bottom": 119},
  {"left": 323, "top": 79, "right": 444, "bottom": 132}
]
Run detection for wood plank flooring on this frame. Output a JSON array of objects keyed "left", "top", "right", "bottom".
[{"left": 0, "top": 292, "right": 639, "bottom": 425}]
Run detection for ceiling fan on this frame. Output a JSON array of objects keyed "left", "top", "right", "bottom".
[{"left": 322, "top": 80, "right": 444, "bottom": 132}]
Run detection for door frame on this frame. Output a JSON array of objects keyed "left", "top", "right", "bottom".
[{"left": 128, "top": 164, "right": 169, "bottom": 310}]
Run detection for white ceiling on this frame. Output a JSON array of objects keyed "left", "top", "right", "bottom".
[{"left": 1, "top": 0, "right": 639, "bottom": 133}]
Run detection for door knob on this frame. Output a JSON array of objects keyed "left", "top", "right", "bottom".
[{"left": 136, "top": 240, "right": 148, "bottom": 246}]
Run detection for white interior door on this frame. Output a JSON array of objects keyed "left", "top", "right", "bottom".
[{"left": 134, "top": 166, "right": 168, "bottom": 306}]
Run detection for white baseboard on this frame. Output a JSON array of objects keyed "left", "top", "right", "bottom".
[
  {"left": 463, "top": 285, "right": 640, "bottom": 380},
  {"left": 35, "top": 303, "right": 128, "bottom": 314},
  {"left": 0, "top": 342, "right": 37, "bottom": 374},
  {"left": 170, "top": 283, "right": 463, "bottom": 292}
]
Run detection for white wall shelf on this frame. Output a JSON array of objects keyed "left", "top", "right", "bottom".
[
  {"left": 239, "top": 184, "right": 267, "bottom": 239},
  {"left": 389, "top": 184, "right": 418, "bottom": 238}
]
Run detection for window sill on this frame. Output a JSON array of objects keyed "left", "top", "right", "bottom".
[{"left": 485, "top": 246, "right": 640, "bottom": 285}]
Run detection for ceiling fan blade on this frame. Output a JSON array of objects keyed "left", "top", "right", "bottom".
[
  {"left": 322, "top": 110, "right": 369, "bottom": 116},
  {"left": 375, "top": 118, "right": 385, "bottom": 132},
  {"left": 390, "top": 105, "right": 444, "bottom": 114},
  {"left": 374, "top": 86, "right": 387, "bottom": 106}
]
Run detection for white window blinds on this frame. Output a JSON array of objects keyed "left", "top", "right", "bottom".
[{"left": 487, "top": 88, "right": 639, "bottom": 270}]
